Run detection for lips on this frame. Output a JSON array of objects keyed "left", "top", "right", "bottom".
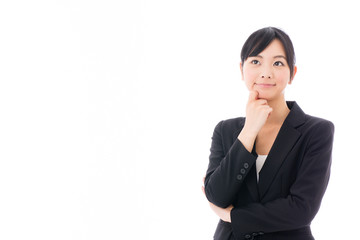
[{"left": 255, "top": 83, "right": 276, "bottom": 88}]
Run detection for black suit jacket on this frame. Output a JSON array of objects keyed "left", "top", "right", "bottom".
[{"left": 205, "top": 102, "right": 334, "bottom": 240}]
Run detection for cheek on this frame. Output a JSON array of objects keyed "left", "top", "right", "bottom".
[
  {"left": 277, "top": 71, "right": 291, "bottom": 85},
  {"left": 244, "top": 81, "right": 253, "bottom": 91},
  {"left": 243, "top": 71, "right": 257, "bottom": 90}
]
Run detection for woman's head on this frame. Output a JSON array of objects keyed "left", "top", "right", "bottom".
[
  {"left": 240, "top": 27, "right": 296, "bottom": 80},
  {"left": 239, "top": 27, "right": 297, "bottom": 101}
]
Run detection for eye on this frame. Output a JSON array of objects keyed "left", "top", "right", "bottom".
[
  {"left": 274, "top": 61, "right": 285, "bottom": 66},
  {"left": 251, "top": 59, "right": 260, "bottom": 65}
]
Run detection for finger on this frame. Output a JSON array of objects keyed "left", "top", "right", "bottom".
[
  {"left": 256, "top": 99, "right": 268, "bottom": 105},
  {"left": 260, "top": 105, "right": 272, "bottom": 111},
  {"left": 248, "top": 90, "right": 258, "bottom": 102},
  {"left": 264, "top": 106, "right": 273, "bottom": 115}
]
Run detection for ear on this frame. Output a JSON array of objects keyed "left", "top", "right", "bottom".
[
  {"left": 289, "top": 65, "right": 297, "bottom": 84},
  {"left": 240, "top": 62, "right": 244, "bottom": 80}
]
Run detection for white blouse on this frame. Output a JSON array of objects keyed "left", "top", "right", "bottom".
[{"left": 256, "top": 155, "right": 268, "bottom": 182}]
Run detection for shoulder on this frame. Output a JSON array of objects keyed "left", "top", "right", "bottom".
[
  {"left": 303, "top": 114, "right": 335, "bottom": 133},
  {"left": 212, "top": 117, "right": 245, "bottom": 141},
  {"left": 300, "top": 114, "right": 335, "bottom": 154},
  {"left": 287, "top": 101, "right": 334, "bottom": 134},
  {"left": 215, "top": 117, "right": 245, "bottom": 132},
  {"left": 298, "top": 114, "right": 335, "bottom": 148},
  {"left": 211, "top": 117, "right": 245, "bottom": 146}
]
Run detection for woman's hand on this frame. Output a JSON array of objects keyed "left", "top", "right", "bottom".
[
  {"left": 238, "top": 90, "right": 272, "bottom": 152},
  {"left": 202, "top": 178, "right": 233, "bottom": 223},
  {"left": 244, "top": 90, "right": 272, "bottom": 135}
]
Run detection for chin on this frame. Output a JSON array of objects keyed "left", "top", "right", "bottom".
[
  {"left": 259, "top": 92, "right": 284, "bottom": 103},
  {"left": 257, "top": 93, "right": 272, "bottom": 100}
]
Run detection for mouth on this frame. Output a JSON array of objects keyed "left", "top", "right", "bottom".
[{"left": 255, "top": 83, "right": 276, "bottom": 88}]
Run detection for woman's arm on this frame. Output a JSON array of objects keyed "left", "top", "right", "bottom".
[
  {"left": 204, "top": 91, "right": 271, "bottom": 208},
  {"left": 202, "top": 181, "right": 233, "bottom": 222},
  {"left": 230, "top": 121, "right": 334, "bottom": 238},
  {"left": 204, "top": 120, "right": 257, "bottom": 208}
]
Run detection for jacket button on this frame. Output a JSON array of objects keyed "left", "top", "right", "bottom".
[
  {"left": 240, "top": 169, "right": 246, "bottom": 174},
  {"left": 237, "top": 174, "right": 243, "bottom": 180},
  {"left": 244, "top": 163, "right": 249, "bottom": 169},
  {"left": 244, "top": 234, "right": 251, "bottom": 239}
]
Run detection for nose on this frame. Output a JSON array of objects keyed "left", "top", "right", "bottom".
[
  {"left": 261, "top": 75, "right": 272, "bottom": 79},
  {"left": 261, "top": 67, "right": 273, "bottom": 79}
]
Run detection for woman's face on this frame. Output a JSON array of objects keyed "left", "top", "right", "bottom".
[{"left": 240, "top": 39, "right": 296, "bottom": 101}]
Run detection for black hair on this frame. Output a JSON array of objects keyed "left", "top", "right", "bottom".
[{"left": 240, "top": 27, "right": 296, "bottom": 79}]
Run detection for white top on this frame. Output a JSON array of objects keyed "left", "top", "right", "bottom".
[{"left": 256, "top": 155, "right": 268, "bottom": 182}]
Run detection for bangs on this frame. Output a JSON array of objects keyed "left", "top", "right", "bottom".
[{"left": 248, "top": 30, "right": 276, "bottom": 58}]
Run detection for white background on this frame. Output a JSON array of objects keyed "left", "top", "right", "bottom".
[{"left": 0, "top": 0, "right": 359, "bottom": 239}]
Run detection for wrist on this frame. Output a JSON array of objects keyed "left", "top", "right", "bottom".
[
  {"left": 242, "top": 123, "right": 260, "bottom": 137},
  {"left": 224, "top": 206, "right": 234, "bottom": 223},
  {"left": 238, "top": 128, "right": 257, "bottom": 153}
]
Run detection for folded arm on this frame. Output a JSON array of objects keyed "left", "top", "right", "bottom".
[{"left": 230, "top": 121, "right": 334, "bottom": 237}]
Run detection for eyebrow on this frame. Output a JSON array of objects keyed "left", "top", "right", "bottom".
[
  {"left": 273, "top": 55, "right": 287, "bottom": 59},
  {"left": 250, "top": 54, "right": 286, "bottom": 59}
]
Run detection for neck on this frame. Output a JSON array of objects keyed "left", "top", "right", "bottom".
[{"left": 265, "top": 96, "right": 290, "bottom": 125}]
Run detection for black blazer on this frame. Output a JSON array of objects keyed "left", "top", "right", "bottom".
[{"left": 205, "top": 102, "right": 334, "bottom": 240}]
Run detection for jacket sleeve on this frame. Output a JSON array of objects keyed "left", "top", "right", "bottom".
[
  {"left": 204, "top": 120, "right": 257, "bottom": 208},
  {"left": 230, "top": 120, "right": 334, "bottom": 239}
]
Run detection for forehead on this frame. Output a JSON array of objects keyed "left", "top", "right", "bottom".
[{"left": 255, "top": 39, "right": 286, "bottom": 57}]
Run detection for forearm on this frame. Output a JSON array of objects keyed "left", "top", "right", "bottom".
[
  {"left": 237, "top": 127, "right": 257, "bottom": 153},
  {"left": 205, "top": 139, "right": 256, "bottom": 207},
  {"left": 230, "top": 194, "right": 317, "bottom": 237},
  {"left": 208, "top": 201, "right": 233, "bottom": 223}
]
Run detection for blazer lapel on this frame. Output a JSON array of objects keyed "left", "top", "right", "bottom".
[{"left": 258, "top": 102, "right": 305, "bottom": 199}]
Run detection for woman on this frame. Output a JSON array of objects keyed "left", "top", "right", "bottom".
[{"left": 203, "top": 27, "right": 334, "bottom": 240}]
